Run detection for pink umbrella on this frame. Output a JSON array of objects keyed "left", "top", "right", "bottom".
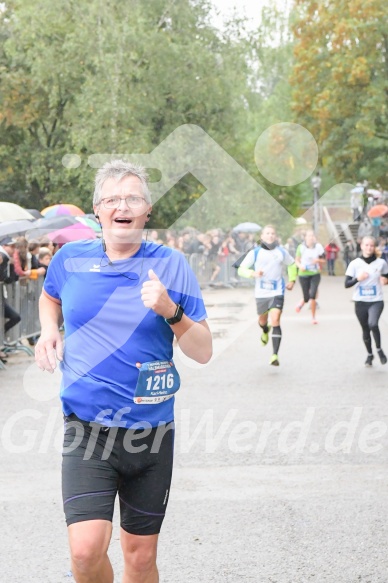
[{"left": 47, "top": 222, "right": 97, "bottom": 245}]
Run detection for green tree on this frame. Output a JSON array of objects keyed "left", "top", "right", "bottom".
[
  {"left": 0, "top": 0, "right": 251, "bottom": 220},
  {"left": 0, "top": 0, "right": 308, "bottom": 234},
  {"left": 235, "top": 5, "right": 308, "bottom": 225},
  {"left": 290, "top": 0, "right": 388, "bottom": 187},
  {"left": 0, "top": 0, "right": 89, "bottom": 207}
]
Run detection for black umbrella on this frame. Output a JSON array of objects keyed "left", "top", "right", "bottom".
[
  {"left": 26, "top": 216, "right": 78, "bottom": 239},
  {"left": 0, "top": 220, "right": 37, "bottom": 238},
  {"left": 26, "top": 208, "right": 44, "bottom": 219}
]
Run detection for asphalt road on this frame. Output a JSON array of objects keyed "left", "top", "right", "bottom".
[{"left": 1, "top": 275, "right": 388, "bottom": 582}]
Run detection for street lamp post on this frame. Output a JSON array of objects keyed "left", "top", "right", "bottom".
[{"left": 311, "top": 171, "right": 322, "bottom": 233}]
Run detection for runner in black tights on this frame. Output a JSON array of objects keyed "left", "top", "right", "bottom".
[
  {"left": 345, "top": 236, "right": 388, "bottom": 367},
  {"left": 295, "top": 230, "right": 325, "bottom": 324}
]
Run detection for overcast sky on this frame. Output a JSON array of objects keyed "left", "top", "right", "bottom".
[{"left": 209, "top": 0, "right": 291, "bottom": 30}]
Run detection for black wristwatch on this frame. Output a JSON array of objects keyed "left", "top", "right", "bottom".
[{"left": 165, "top": 303, "right": 184, "bottom": 325}]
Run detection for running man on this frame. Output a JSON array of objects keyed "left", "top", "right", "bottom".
[
  {"left": 35, "top": 160, "right": 212, "bottom": 583},
  {"left": 238, "top": 225, "right": 297, "bottom": 366},
  {"left": 345, "top": 236, "right": 388, "bottom": 366},
  {"left": 294, "top": 230, "right": 325, "bottom": 324}
]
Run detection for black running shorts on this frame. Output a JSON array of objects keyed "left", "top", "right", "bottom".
[
  {"left": 62, "top": 414, "right": 174, "bottom": 536},
  {"left": 255, "top": 295, "right": 284, "bottom": 315}
]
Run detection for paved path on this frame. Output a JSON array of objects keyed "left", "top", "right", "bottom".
[{"left": 1, "top": 276, "right": 388, "bottom": 582}]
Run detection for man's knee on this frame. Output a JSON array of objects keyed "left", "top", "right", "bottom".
[
  {"left": 70, "top": 540, "right": 106, "bottom": 573},
  {"left": 122, "top": 533, "right": 158, "bottom": 574},
  {"left": 126, "top": 547, "right": 156, "bottom": 574},
  {"left": 69, "top": 520, "right": 112, "bottom": 573}
]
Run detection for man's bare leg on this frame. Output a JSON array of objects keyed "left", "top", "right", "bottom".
[
  {"left": 68, "top": 520, "right": 113, "bottom": 583},
  {"left": 121, "top": 530, "right": 159, "bottom": 583}
]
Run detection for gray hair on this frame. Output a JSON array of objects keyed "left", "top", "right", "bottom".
[{"left": 93, "top": 159, "right": 151, "bottom": 205}]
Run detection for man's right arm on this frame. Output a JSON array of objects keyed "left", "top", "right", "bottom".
[
  {"left": 35, "top": 291, "right": 64, "bottom": 373},
  {"left": 237, "top": 249, "right": 255, "bottom": 278}
]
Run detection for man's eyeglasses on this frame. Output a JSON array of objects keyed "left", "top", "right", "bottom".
[{"left": 100, "top": 195, "right": 147, "bottom": 209}]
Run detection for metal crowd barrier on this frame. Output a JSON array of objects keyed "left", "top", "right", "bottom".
[
  {"left": 1, "top": 277, "right": 44, "bottom": 361},
  {"left": 0, "top": 283, "right": 5, "bottom": 370},
  {"left": 15, "top": 278, "right": 44, "bottom": 341},
  {"left": 0, "top": 283, "right": 4, "bottom": 346},
  {"left": 0, "top": 254, "right": 252, "bottom": 369},
  {"left": 188, "top": 253, "right": 254, "bottom": 288}
]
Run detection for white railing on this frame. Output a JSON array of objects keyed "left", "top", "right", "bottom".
[{"left": 322, "top": 206, "right": 344, "bottom": 250}]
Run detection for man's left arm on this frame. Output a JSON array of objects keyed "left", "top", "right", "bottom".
[
  {"left": 141, "top": 268, "right": 212, "bottom": 364},
  {"left": 167, "top": 317, "right": 212, "bottom": 364},
  {"left": 286, "top": 262, "right": 297, "bottom": 290},
  {"left": 283, "top": 250, "right": 297, "bottom": 290}
]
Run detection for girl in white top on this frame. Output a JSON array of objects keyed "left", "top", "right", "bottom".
[
  {"left": 345, "top": 236, "right": 388, "bottom": 366},
  {"left": 295, "top": 230, "right": 325, "bottom": 324}
]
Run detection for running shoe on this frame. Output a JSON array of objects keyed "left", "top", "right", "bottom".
[
  {"left": 365, "top": 354, "right": 374, "bottom": 367},
  {"left": 260, "top": 326, "right": 271, "bottom": 346},
  {"left": 378, "top": 349, "right": 387, "bottom": 365},
  {"left": 312, "top": 319, "right": 318, "bottom": 325},
  {"left": 270, "top": 354, "right": 279, "bottom": 366},
  {"left": 295, "top": 302, "right": 304, "bottom": 313}
]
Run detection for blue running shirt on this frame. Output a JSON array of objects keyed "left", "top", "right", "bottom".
[{"left": 44, "top": 240, "right": 207, "bottom": 428}]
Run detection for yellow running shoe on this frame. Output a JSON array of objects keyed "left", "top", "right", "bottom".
[
  {"left": 260, "top": 326, "right": 271, "bottom": 346},
  {"left": 270, "top": 354, "right": 279, "bottom": 366}
]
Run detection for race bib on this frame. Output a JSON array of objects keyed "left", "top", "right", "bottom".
[
  {"left": 359, "top": 285, "right": 377, "bottom": 297},
  {"left": 259, "top": 279, "right": 277, "bottom": 291},
  {"left": 134, "top": 360, "right": 180, "bottom": 404},
  {"left": 305, "top": 263, "right": 317, "bottom": 271}
]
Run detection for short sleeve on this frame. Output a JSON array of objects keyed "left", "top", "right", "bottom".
[
  {"left": 159, "top": 251, "right": 207, "bottom": 322},
  {"left": 43, "top": 247, "right": 67, "bottom": 301},
  {"left": 381, "top": 260, "right": 388, "bottom": 275},
  {"left": 179, "top": 267, "right": 207, "bottom": 322}
]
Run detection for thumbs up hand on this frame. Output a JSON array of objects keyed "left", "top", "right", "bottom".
[{"left": 141, "top": 269, "right": 177, "bottom": 318}]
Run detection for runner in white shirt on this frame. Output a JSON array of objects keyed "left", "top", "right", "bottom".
[
  {"left": 294, "top": 230, "right": 326, "bottom": 324},
  {"left": 345, "top": 236, "right": 388, "bottom": 366},
  {"left": 238, "top": 225, "right": 297, "bottom": 366}
]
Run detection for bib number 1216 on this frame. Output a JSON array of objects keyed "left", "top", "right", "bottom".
[
  {"left": 134, "top": 360, "right": 181, "bottom": 404},
  {"left": 145, "top": 373, "right": 175, "bottom": 392}
]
